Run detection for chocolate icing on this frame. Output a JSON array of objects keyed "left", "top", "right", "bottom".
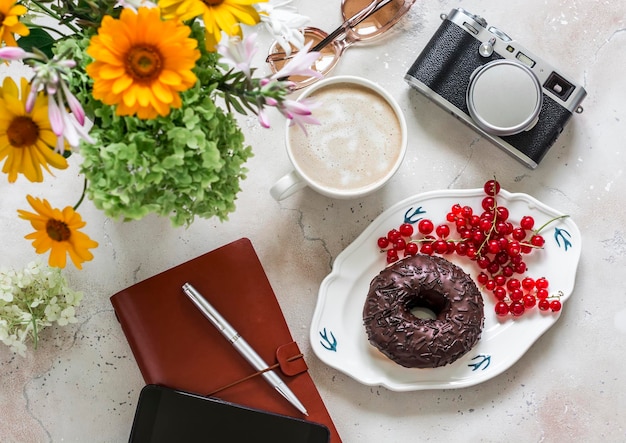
[{"left": 363, "top": 254, "right": 484, "bottom": 368}]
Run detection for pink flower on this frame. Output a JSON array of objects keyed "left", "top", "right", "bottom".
[
  {"left": 0, "top": 46, "right": 34, "bottom": 61},
  {"left": 278, "top": 98, "right": 320, "bottom": 134},
  {"left": 270, "top": 41, "right": 322, "bottom": 81}
]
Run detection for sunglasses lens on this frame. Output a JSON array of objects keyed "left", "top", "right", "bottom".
[
  {"left": 267, "top": 28, "right": 340, "bottom": 89},
  {"left": 342, "top": 0, "right": 412, "bottom": 39}
]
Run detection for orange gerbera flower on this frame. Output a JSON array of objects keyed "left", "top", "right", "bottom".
[
  {"left": 18, "top": 195, "right": 99, "bottom": 269},
  {"left": 85, "top": 7, "right": 200, "bottom": 119},
  {"left": 0, "top": 0, "right": 29, "bottom": 47}
]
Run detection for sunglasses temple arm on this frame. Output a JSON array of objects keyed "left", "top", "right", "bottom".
[{"left": 310, "top": 0, "right": 391, "bottom": 52}]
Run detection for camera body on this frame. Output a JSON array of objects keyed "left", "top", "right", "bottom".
[{"left": 405, "top": 8, "right": 587, "bottom": 168}]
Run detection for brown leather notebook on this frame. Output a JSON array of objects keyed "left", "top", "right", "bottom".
[{"left": 110, "top": 238, "right": 341, "bottom": 442}]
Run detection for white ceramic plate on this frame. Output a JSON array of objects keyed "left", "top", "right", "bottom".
[{"left": 310, "top": 188, "right": 581, "bottom": 391}]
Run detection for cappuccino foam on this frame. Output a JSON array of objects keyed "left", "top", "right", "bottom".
[{"left": 288, "top": 83, "right": 403, "bottom": 193}]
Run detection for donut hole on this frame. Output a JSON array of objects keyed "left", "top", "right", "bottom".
[{"left": 407, "top": 290, "right": 450, "bottom": 321}]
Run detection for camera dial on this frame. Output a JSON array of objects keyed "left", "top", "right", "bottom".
[
  {"left": 488, "top": 26, "right": 512, "bottom": 42},
  {"left": 466, "top": 60, "right": 543, "bottom": 136}
]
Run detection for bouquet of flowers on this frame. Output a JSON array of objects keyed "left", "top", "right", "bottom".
[
  {"left": 0, "top": 0, "right": 321, "bottom": 270},
  {"left": 0, "top": 0, "right": 321, "bottom": 354}
]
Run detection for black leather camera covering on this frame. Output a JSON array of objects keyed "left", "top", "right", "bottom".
[{"left": 406, "top": 20, "right": 573, "bottom": 165}]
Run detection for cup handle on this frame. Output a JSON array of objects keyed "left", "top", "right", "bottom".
[{"left": 270, "top": 170, "right": 307, "bottom": 201}]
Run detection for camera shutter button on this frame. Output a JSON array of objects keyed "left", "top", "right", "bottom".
[{"left": 466, "top": 60, "right": 543, "bottom": 136}]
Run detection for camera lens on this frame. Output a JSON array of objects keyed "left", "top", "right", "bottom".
[{"left": 467, "top": 60, "right": 543, "bottom": 136}]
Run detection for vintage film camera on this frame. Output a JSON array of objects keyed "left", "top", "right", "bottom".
[{"left": 405, "top": 8, "right": 587, "bottom": 168}]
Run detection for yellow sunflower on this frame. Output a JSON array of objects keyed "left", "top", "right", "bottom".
[
  {"left": 159, "top": 0, "right": 266, "bottom": 50},
  {"left": 0, "top": 77, "right": 68, "bottom": 183},
  {"left": 18, "top": 195, "right": 99, "bottom": 270},
  {"left": 0, "top": 0, "right": 29, "bottom": 47},
  {"left": 85, "top": 7, "right": 200, "bottom": 119}
]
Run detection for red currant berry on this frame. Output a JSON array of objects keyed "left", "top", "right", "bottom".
[
  {"left": 479, "top": 218, "right": 492, "bottom": 233},
  {"left": 461, "top": 206, "right": 473, "bottom": 218},
  {"left": 502, "top": 266, "right": 514, "bottom": 278},
  {"left": 531, "top": 235, "right": 545, "bottom": 247},
  {"left": 512, "top": 227, "right": 526, "bottom": 241},
  {"left": 485, "top": 280, "right": 496, "bottom": 291},
  {"left": 455, "top": 242, "right": 469, "bottom": 256},
  {"left": 434, "top": 240, "right": 448, "bottom": 254},
  {"left": 484, "top": 179, "right": 501, "bottom": 196},
  {"left": 507, "top": 240, "right": 521, "bottom": 257},
  {"left": 520, "top": 215, "right": 535, "bottom": 230},
  {"left": 436, "top": 224, "right": 451, "bottom": 239},
  {"left": 446, "top": 212, "right": 457, "bottom": 223},
  {"left": 536, "top": 288, "right": 549, "bottom": 300},
  {"left": 482, "top": 196, "right": 496, "bottom": 211},
  {"left": 493, "top": 287, "right": 507, "bottom": 301},
  {"left": 510, "top": 301, "right": 525, "bottom": 316},
  {"left": 506, "top": 278, "right": 521, "bottom": 291},
  {"left": 496, "top": 206, "right": 509, "bottom": 222},
  {"left": 405, "top": 242, "right": 419, "bottom": 256},
  {"left": 418, "top": 219, "right": 434, "bottom": 235},
  {"left": 420, "top": 243, "right": 434, "bottom": 255},
  {"left": 487, "top": 240, "right": 501, "bottom": 254},
  {"left": 538, "top": 299, "right": 550, "bottom": 311},
  {"left": 387, "top": 229, "right": 401, "bottom": 242},
  {"left": 535, "top": 277, "right": 549, "bottom": 289},
  {"left": 494, "top": 275, "right": 506, "bottom": 287},
  {"left": 399, "top": 223, "right": 414, "bottom": 237},
  {"left": 377, "top": 237, "right": 390, "bottom": 249},
  {"left": 509, "top": 289, "right": 524, "bottom": 301},
  {"left": 523, "top": 294, "right": 536, "bottom": 308},
  {"left": 477, "top": 272, "right": 489, "bottom": 285},
  {"left": 550, "top": 299, "right": 562, "bottom": 312},
  {"left": 495, "top": 301, "right": 509, "bottom": 316},
  {"left": 521, "top": 277, "right": 535, "bottom": 290},
  {"left": 386, "top": 249, "right": 398, "bottom": 262},
  {"left": 514, "top": 262, "right": 527, "bottom": 274},
  {"left": 451, "top": 203, "right": 463, "bottom": 215},
  {"left": 394, "top": 238, "right": 406, "bottom": 250}
]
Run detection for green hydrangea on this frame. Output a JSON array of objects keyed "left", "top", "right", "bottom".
[{"left": 56, "top": 23, "right": 253, "bottom": 227}]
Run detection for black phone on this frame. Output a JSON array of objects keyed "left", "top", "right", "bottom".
[{"left": 129, "top": 385, "right": 331, "bottom": 443}]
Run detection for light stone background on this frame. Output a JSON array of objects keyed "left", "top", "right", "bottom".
[{"left": 1, "top": 0, "right": 625, "bottom": 441}]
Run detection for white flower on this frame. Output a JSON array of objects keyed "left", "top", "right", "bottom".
[
  {"left": 0, "top": 261, "right": 82, "bottom": 355},
  {"left": 218, "top": 33, "right": 258, "bottom": 79},
  {"left": 256, "top": 0, "right": 310, "bottom": 56}
]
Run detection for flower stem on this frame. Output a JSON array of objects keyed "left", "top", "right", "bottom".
[
  {"left": 29, "top": 0, "right": 80, "bottom": 33},
  {"left": 27, "top": 305, "right": 39, "bottom": 350},
  {"left": 73, "top": 178, "right": 87, "bottom": 211}
]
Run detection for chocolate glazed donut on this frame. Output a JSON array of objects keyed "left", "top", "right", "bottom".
[{"left": 363, "top": 254, "right": 484, "bottom": 368}]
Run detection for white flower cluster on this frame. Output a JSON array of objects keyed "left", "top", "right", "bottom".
[{"left": 0, "top": 261, "right": 82, "bottom": 356}]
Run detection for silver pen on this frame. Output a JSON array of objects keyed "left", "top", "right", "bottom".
[{"left": 182, "top": 283, "right": 308, "bottom": 416}]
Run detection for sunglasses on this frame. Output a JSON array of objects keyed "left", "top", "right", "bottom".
[{"left": 266, "top": 0, "right": 416, "bottom": 90}]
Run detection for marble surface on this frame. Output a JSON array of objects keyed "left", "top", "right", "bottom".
[{"left": 2, "top": 0, "right": 626, "bottom": 441}]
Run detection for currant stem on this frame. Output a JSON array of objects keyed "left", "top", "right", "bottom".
[{"left": 535, "top": 214, "right": 570, "bottom": 234}]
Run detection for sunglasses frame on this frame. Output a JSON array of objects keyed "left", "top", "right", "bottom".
[{"left": 267, "top": 0, "right": 415, "bottom": 89}]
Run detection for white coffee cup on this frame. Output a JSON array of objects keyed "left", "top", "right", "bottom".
[{"left": 270, "top": 76, "right": 407, "bottom": 200}]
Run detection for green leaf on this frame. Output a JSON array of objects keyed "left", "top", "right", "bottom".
[{"left": 18, "top": 28, "right": 56, "bottom": 59}]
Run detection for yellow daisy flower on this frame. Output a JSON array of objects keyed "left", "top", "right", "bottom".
[
  {"left": 0, "top": 0, "right": 29, "bottom": 47},
  {"left": 18, "top": 195, "right": 99, "bottom": 270},
  {"left": 159, "top": 0, "right": 266, "bottom": 50},
  {"left": 85, "top": 7, "right": 200, "bottom": 119},
  {"left": 0, "top": 77, "right": 68, "bottom": 183}
]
